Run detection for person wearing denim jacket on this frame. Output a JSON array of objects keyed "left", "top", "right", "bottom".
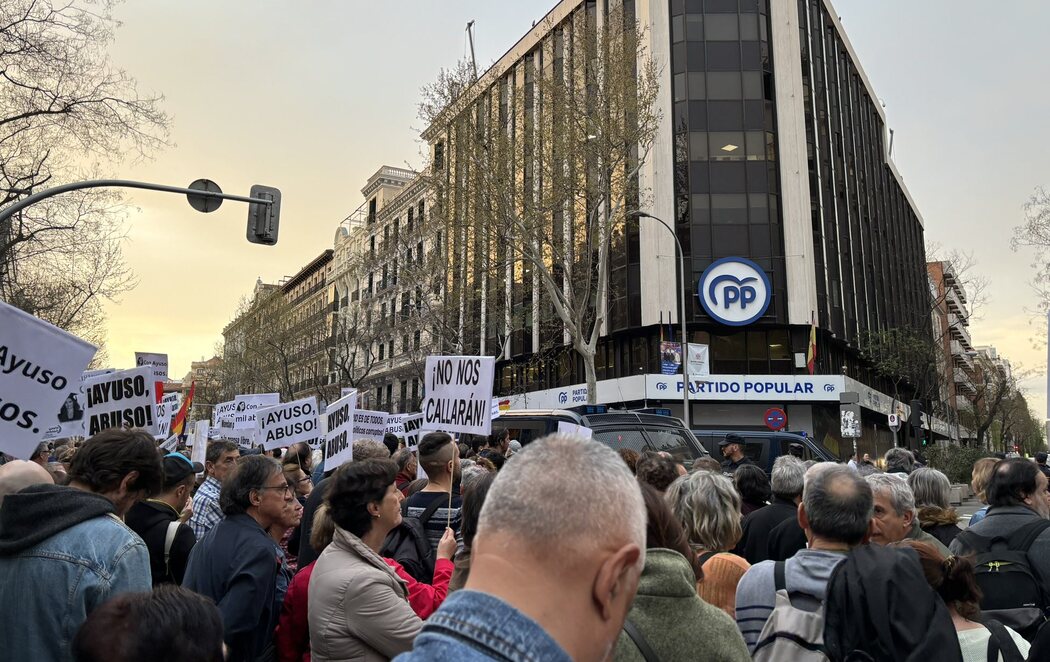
[
  {"left": 0, "top": 429, "right": 162, "bottom": 661},
  {"left": 395, "top": 435, "right": 647, "bottom": 662}
]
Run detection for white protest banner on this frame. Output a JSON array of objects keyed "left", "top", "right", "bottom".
[
  {"left": 134, "top": 352, "right": 169, "bottom": 382},
  {"left": 212, "top": 400, "right": 237, "bottom": 427},
  {"left": 341, "top": 387, "right": 355, "bottom": 398},
  {"left": 154, "top": 392, "right": 180, "bottom": 439},
  {"left": 386, "top": 414, "right": 408, "bottom": 436},
  {"left": 191, "top": 420, "right": 209, "bottom": 473},
  {"left": 42, "top": 368, "right": 100, "bottom": 441},
  {"left": 491, "top": 397, "right": 501, "bottom": 420},
  {"left": 421, "top": 356, "right": 495, "bottom": 435},
  {"left": 687, "top": 343, "right": 711, "bottom": 376},
  {"left": 402, "top": 413, "right": 424, "bottom": 448},
  {"left": 256, "top": 397, "right": 320, "bottom": 450},
  {"left": 324, "top": 390, "right": 357, "bottom": 469},
  {"left": 84, "top": 366, "right": 160, "bottom": 436},
  {"left": 159, "top": 435, "right": 179, "bottom": 451},
  {"left": 0, "top": 301, "right": 98, "bottom": 459},
  {"left": 353, "top": 409, "right": 389, "bottom": 442},
  {"left": 233, "top": 393, "right": 280, "bottom": 429},
  {"left": 557, "top": 421, "right": 593, "bottom": 439}
]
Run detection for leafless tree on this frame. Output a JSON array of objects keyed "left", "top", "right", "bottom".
[{"left": 1013, "top": 187, "right": 1050, "bottom": 308}]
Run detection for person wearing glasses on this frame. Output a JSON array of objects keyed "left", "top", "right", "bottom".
[{"left": 183, "top": 455, "right": 295, "bottom": 662}]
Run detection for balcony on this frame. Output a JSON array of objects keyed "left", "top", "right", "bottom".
[
  {"left": 944, "top": 286, "right": 966, "bottom": 316},
  {"left": 955, "top": 394, "right": 972, "bottom": 412},
  {"left": 948, "top": 313, "right": 972, "bottom": 349},
  {"left": 950, "top": 340, "right": 974, "bottom": 370},
  {"left": 954, "top": 368, "right": 977, "bottom": 396}
]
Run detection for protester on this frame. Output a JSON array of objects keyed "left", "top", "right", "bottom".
[
  {"left": 125, "top": 452, "right": 201, "bottom": 586},
  {"left": 383, "top": 433, "right": 400, "bottom": 457},
  {"left": 736, "top": 455, "right": 805, "bottom": 564},
  {"left": 614, "top": 483, "right": 751, "bottom": 662},
  {"left": 189, "top": 440, "right": 239, "bottom": 540},
  {"left": 666, "top": 470, "right": 750, "bottom": 617},
  {"left": 270, "top": 482, "right": 304, "bottom": 576},
  {"left": 297, "top": 439, "right": 392, "bottom": 567},
  {"left": 734, "top": 463, "right": 872, "bottom": 652},
  {"left": 897, "top": 540, "right": 1031, "bottom": 661},
  {"left": 395, "top": 434, "right": 645, "bottom": 661},
  {"left": 481, "top": 429, "right": 510, "bottom": 457},
  {"left": 403, "top": 432, "right": 463, "bottom": 557},
  {"left": 287, "top": 441, "right": 314, "bottom": 478},
  {"left": 280, "top": 462, "right": 313, "bottom": 569},
  {"left": 506, "top": 439, "right": 522, "bottom": 458},
  {"left": 393, "top": 449, "right": 418, "bottom": 494},
  {"left": 72, "top": 585, "right": 225, "bottom": 662},
  {"left": 277, "top": 504, "right": 336, "bottom": 662},
  {"left": 951, "top": 457, "right": 1050, "bottom": 637},
  {"left": 1037, "top": 452, "right": 1050, "bottom": 480},
  {"left": 765, "top": 508, "right": 808, "bottom": 562},
  {"left": 29, "top": 441, "right": 50, "bottom": 468},
  {"left": 733, "top": 464, "right": 771, "bottom": 517},
  {"left": 0, "top": 458, "right": 54, "bottom": 506},
  {"left": 693, "top": 456, "right": 724, "bottom": 473},
  {"left": 909, "top": 467, "right": 963, "bottom": 547},
  {"left": 969, "top": 456, "right": 999, "bottom": 525},
  {"left": 183, "top": 455, "right": 293, "bottom": 662},
  {"left": 847, "top": 450, "right": 858, "bottom": 471},
  {"left": 0, "top": 429, "right": 161, "bottom": 661},
  {"left": 866, "top": 472, "right": 950, "bottom": 555},
  {"left": 449, "top": 471, "right": 496, "bottom": 592},
  {"left": 308, "top": 459, "right": 423, "bottom": 661},
  {"left": 636, "top": 450, "right": 679, "bottom": 492},
  {"left": 884, "top": 446, "right": 917, "bottom": 475},
  {"left": 719, "top": 433, "right": 753, "bottom": 474}
]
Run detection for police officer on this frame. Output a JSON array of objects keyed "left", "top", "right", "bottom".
[{"left": 719, "top": 433, "right": 754, "bottom": 474}]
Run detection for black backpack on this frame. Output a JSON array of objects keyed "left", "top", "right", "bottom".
[
  {"left": 954, "top": 518, "right": 1050, "bottom": 641},
  {"left": 380, "top": 498, "right": 442, "bottom": 582}
]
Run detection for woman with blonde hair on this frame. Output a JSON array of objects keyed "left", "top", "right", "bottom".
[
  {"left": 969, "top": 457, "right": 998, "bottom": 525},
  {"left": 666, "top": 471, "right": 751, "bottom": 617}
]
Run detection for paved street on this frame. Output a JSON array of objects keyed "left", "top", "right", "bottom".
[{"left": 956, "top": 497, "right": 983, "bottom": 527}]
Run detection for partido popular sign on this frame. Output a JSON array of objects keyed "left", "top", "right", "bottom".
[
  {"left": 421, "top": 355, "right": 495, "bottom": 435},
  {"left": 256, "top": 397, "right": 320, "bottom": 450},
  {"left": 0, "top": 301, "right": 97, "bottom": 459}
]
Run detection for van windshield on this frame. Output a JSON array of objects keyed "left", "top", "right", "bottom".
[{"left": 591, "top": 427, "right": 699, "bottom": 467}]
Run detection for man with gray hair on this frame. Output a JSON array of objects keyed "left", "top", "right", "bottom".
[
  {"left": 883, "top": 447, "right": 916, "bottom": 475},
  {"left": 395, "top": 434, "right": 646, "bottom": 662},
  {"left": 736, "top": 455, "right": 806, "bottom": 564},
  {"left": 734, "top": 463, "right": 873, "bottom": 652},
  {"left": 865, "top": 472, "right": 949, "bottom": 555}
]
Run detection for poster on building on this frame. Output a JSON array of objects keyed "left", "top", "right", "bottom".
[
  {"left": 0, "top": 300, "right": 98, "bottom": 459},
  {"left": 659, "top": 341, "right": 682, "bottom": 375},
  {"left": 687, "top": 343, "right": 710, "bottom": 376},
  {"left": 421, "top": 355, "right": 496, "bottom": 435},
  {"left": 84, "top": 366, "right": 160, "bottom": 436},
  {"left": 324, "top": 390, "right": 357, "bottom": 469},
  {"left": 353, "top": 409, "right": 389, "bottom": 442},
  {"left": 256, "top": 397, "right": 321, "bottom": 450},
  {"left": 134, "top": 352, "right": 169, "bottom": 382},
  {"left": 233, "top": 393, "right": 280, "bottom": 429}
]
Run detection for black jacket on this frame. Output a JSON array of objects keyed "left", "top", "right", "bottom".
[
  {"left": 183, "top": 513, "right": 287, "bottom": 662},
  {"left": 125, "top": 499, "right": 196, "bottom": 586},
  {"left": 766, "top": 514, "right": 808, "bottom": 562},
  {"left": 296, "top": 475, "right": 330, "bottom": 568},
  {"left": 736, "top": 497, "right": 798, "bottom": 564}
]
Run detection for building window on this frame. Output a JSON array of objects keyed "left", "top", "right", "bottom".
[
  {"left": 379, "top": 343, "right": 385, "bottom": 361},
  {"left": 434, "top": 142, "right": 444, "bottom": 171}
]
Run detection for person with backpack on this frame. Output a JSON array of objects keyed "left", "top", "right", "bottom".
[
  {"left": 402, "top": 432, "right": 463, "bottom": 561},
  {"left": 125, "top": 452, "right": 200, "bottom": 585},
  {"left": 897, "top": 540, "right": 1031, "bottom": 662},
  {"left": 734, "top": 463, "right": 872, "bottom": 655},
  {"left": 950, "top": 458, "right": 1050, "bottom": 641}
]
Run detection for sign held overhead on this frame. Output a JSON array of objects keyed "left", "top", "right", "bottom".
[
  {"left": 84, "top": 366, "right": 160, "bottom": 436},
  {"left": 324, "top": 390, "right": 357, "bottom": 469},
  {"left": 256, "top": 397, "right": 320, "bottom": 450},
  {"left": 421, "top": 356, "right": 495, "bottom": 435}
]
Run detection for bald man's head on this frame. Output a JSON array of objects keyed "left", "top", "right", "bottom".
[{"left": 0, "top": 460, "right": 54, "bottom": 507}]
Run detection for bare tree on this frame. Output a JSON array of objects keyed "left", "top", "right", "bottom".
[
  {"left": 958, "top": 354, "right": 1022, "bottom": 448},
  {"left": 0, "top": 0, "right": 168, "bottom": 334},
  {"left": 1013, "top": 187, "right": 1050, "bottom": 307},
  {"left": 420, "top": 6, "right": 660, "bottom": 402}
]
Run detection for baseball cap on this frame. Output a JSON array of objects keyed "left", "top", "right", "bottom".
[
  {"left": 162, "top": 452, "right": 204, "bottom": 488},
  {"left": 719, "top": 433, "right": 745, "bottom": 448}
]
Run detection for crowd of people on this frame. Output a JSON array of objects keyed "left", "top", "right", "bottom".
[{"left": 2, "top": 427, "right": 1050, "bottom": 661}]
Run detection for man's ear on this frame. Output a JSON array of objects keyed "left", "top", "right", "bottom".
[
  {"left": 592, "top": 544, "right": 643, "bottom": 621},
  {"left": 249, "top": 486, "right": 264, "bottom": 507},
  {"left": 119, "top": 470, "right": 140, "bottom": 496},
  {"left": 798, "top": 502, "right": 810, "bottom": 531},
  {"left": 902, "top": 509, "right": 914, "bottom": 528}
]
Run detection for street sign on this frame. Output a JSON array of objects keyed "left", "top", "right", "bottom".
[
  {"left": 888, "top": 413, "right": 900, "bottom": 431},
  {"left": 187, "top": 179, "right": 223, "bottom": 213},
  {"left": 764, "top": 407, "right": 787, "bottom": 431}
]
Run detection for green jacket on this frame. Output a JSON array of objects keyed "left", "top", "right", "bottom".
[
  {"left": 905, "top": 519, "right": 951, "bottom": 557},
  {"left": 615, "top": 548, "right": 752, "bottom": 662}
]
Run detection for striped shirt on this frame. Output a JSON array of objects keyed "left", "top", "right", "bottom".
[
  {"left": 404, "top": 491, "right": 463, "bottom": 557},
  {"left": 189, "top": 476, "right": 224, "bottom": 540}
]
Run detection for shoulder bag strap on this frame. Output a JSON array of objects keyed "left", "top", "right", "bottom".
[
  {"left": 984, "top": 619, "right": 1024, "bottom": 662},
  {"left": 773, "top": 561, "right": 786, "bottom": 592},
  {"left": 623, "top": 618, "right": 661, "bottom": 662},
  {"left": 696, "top": 551, "right": 718, "bottom": 568},
  {"left": 418, "top": 495, "right": 445, "bottom": 527},
  {"left": 1007, "top": 517, "right": 1050, "bottom": 552},
  {"left": 164, "top": 520, "right": 180, "bottom": 577}
]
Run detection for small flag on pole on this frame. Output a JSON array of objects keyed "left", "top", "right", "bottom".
[{"left": 807, "top": 312, "right": 817, "bottom": 376}]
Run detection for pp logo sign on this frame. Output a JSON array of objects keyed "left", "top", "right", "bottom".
[{"left": 697, "top": 257, "right": 771, "bottom": 326}]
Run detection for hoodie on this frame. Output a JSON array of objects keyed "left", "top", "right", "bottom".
[{"left": 0, "top": 483, "right": 115, "bottom": 554}]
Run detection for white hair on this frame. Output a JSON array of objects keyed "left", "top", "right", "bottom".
[
  {"left": 771, "top": 455, "right": 806, "bottom": 499},
  {"left": 477, "top": 434, "right": 646, "bottom": 567},
  {"left": 866, "top": 472, "right": 916, "bottom": 517}
]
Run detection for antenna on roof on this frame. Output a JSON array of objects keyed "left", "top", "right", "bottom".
[{"left": 466, "top": 20, "right": 478, "bottom": 81}]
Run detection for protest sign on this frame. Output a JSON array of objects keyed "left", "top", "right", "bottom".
[
  {"left": 233, "top": 393, "right": 280, "bottom": 429},
  {"left": 0, "top": 301, "right": 98, "bottom": 459},
  {"left": 84, "top": 366, "right": 159, "bottom": 436},
  {"left": 324, "top": 390, "right": 357, "bottom": 469},
  {"left": 256, "top": 397, "right": 320, "bottom": 450},
  {"left": 154, "top": 392, "right": 180, "bottom": 439},
  {"left": 212, "top": 400, "right": 237, "bottom": 428},
  {"left": 134, "top": 352, "right": 169, "bottom": 381},
  {"left": 159, "top": 435, "right": 179, "bottom": 451},
  {"left": 421, "top": 356, "right": 495, "bottom": 435},
  {"left": 353, "top": 409, "right": 389, "bottom": 442},
  {"left": 190, "top": 420, "right": 208, "bottom": 473},
  {"left": 42, "top": 369, "right": 99, "bottom": 441},
  {"left": 402, "top": 413, "right": 424, "bottom": 448},
  {"left": 386, "top": 414, "right": 408, "bottom": 436},
  {"left": 557, "top": 421, "right": 593, "bottom": 439},
  {"left": 341, "top": 387, "right": 355, "bottom": 398}
]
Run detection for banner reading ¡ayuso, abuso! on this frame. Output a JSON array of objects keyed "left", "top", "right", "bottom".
[
  {"left": 256, "top": 397, "right": 320, "bottom": 450},
  {"left": 0, "top": 300, "right": 98, "bottom": 460},
  {"left": 84, "top": 365, "right": 160, "bottom": 436}
]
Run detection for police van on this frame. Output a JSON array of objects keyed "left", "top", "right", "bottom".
[{"left": 693, "top": 429, "right": 838, "bottom": 474}]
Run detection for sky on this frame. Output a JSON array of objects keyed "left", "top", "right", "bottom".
[{"left": 94, "top": 0, "right": 1049, "bottom": 420}]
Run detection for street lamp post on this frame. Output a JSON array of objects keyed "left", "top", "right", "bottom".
[{"left": 632, "top": 211, "right": 690, "bottom": 430}]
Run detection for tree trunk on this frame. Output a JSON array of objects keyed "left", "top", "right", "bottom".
[{"left": 580, "top": 346, "right": 598, "bottom": 405}]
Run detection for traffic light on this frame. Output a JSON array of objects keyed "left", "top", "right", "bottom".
[
  {"left": 908, "top": 399, "right": 923, "bottom": 429},
  {"left": 246, "top": 185, "right": 281, "bottom": 245}
]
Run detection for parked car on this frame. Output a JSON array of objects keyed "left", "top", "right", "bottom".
[
  {"left": 491, "top": 407, "right": 708, "bottom": 468},
  {"left": 693, "top": 429, "right": 838, "bottom": 474}
]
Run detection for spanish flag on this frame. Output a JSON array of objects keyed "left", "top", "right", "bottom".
[
  {"left": 806, "top": 313, "right": 817, "bottom": 375},
  {"left": 171, "top": 381, "right": 195, "bottom": 436}
]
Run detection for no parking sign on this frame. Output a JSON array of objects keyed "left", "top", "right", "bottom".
[{"left": 764, "top": 407, "right": 787, "bottom": 431}]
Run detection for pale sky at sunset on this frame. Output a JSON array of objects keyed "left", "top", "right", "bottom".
[{"left": 96, "top": 1, "right": 1049, "bottom": 419}]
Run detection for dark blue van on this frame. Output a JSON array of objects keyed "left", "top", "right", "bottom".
[{"left": 693, "top": 429, "right": 838, "bottom": 474}]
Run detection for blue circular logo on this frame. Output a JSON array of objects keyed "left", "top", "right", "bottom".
[{"left": 697, "top": 257, "right": 771, "bottom": 327}]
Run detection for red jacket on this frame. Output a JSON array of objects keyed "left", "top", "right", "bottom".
[{"left": 383, "top": 557, "right": 454, "bottom": 619}]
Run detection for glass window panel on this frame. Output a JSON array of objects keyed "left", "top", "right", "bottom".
[
  {"left": 743, "top": 99, "right": 764, "bottom": 129},
  {"left": 689, "top": 132, "right": 708, "bottom": 160},
  {"left": 705, "top": 0, "right": 739, "bottom": 15},
  {"left": 748, "top": 330, "right": 767, "bottom": 359},
  {"left": 741, "top": 42, "right": 762, "bottom": 70},
  {"left": 713, "top": 225, "right": 749, "bottom": 254},
  {"left": 767, "top": 329, "right": 791, "bottom": 360},
  {"left": 686, "top": 14, "right": 704, "bottom": 41},
  {"left": 711, "top": 193, "right": 748, "bottom": 224},
  {"left": 749, "top": 225, "right": 771, "bottom": 254},
  {"left": 709, "top": 131, "right": 744, "bottom": 160},
  {"left": 739, "top": 13, "right": 759, "bottom": 40},
  {"left": 705, "top": 14, "right": 738, "bottom": 41},
  {"left": 687, "top": 42, "right": 705, "bottom": 69},
  {"left": 688, "top": 72, "right": 706, "bottom": 99},
  {"left": 689, "top": 162, "right": 709, "bottom": 192},
  {"left": 709, "top": 162, "right": 748, "bottom": 192},
  {"left": 766, "top": 131, "right": 777, "bottom": 161},
  {"left": 673, "top": 42, "right": 687, "bottom": 74},
  {"left": 688, "top": 101, "right": 708, "bottom": 129},
  {"left": 706, "top": 42, "right": 741, "bottom": 71},
  {"left": 691, "top": 193, "right": 711, "bottom": 212},
  {"left": 706, "top": 72, "right": 741, "bottom": 99},
  {"left": 691, "top": 226, "right": 712, "bottom": 254},
  {"left": 745, "top": 131, "right": 765, "bottom": 159},
  {"left": 672, "top": 15, "right": 685, "bottom": 42},
  {"left": 742, "top": 71, "right": 763, "bottom": 98},
  {"left": 739, "top": 0, "right": 760, "bottom": 11},
  {"left": 673, "top": 73, "right": 687, "bottom": 102}
]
